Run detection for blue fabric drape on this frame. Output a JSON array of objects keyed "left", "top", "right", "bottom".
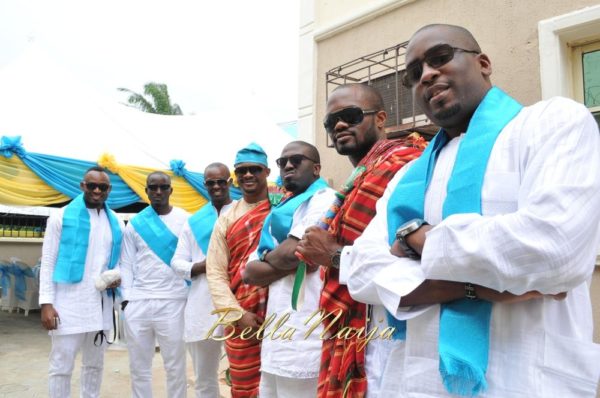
[
  {"left": 170, "top": 159, "right": 242, "bottom": 200},
  {"left": 22, "top": 153, "right": 140, "bottom": 208},
  {"left": 1, "top": 136, "right": 140, "bottom": 208}
]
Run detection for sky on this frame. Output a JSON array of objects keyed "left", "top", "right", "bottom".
[{"left": 0, "top": 0, "right": 300, "bottom": 123}]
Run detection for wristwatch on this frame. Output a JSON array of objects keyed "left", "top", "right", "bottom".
[
  {"left": 330, "top": 248, "right": 343, "bottom": 269},
  {"left": 395, "top": 218, "right": 428, "bottom": 259},
  {"left": 259, "top": 249, "right": 270, "bottom": 263},
  {"left": 465, "top": 283, "right": 477, "bottom": 300}
]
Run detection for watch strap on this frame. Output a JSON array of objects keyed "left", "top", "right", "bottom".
[
  {"left": 465, "top": 283, "right": 477, "bottom": 300},
  {"left": 259, "top": 249, "right": 270, "bottom": 263},
  {"left": 330, "top": 248, "right": 342, "bottom": 269}
]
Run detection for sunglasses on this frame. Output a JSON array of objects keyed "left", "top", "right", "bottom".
[
  {"left": 275, "top": 154, "right": 318, "bottom": 169},
  {"left": 401, "top": 44, "right": 480, "bottom": 88},
  {"left": 204, "top": 178, "right": 230, "bottom": 187},
  {"left": 234, "top": 166, "right": 264, "bottom": 176},
  {"left": 323, "top": 106, "right": 378, "bottom": 133},
  {"left": 147, "top": 184, "right": 171, "bottom": 192},
  {"left": 83, "top": 182, "right": 110, "bottom": 192}
]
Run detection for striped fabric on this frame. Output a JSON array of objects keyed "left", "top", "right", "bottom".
[
  {"left": 224, "top": 199, "right": 270, "bottom": 398},
  {"left": 318, "top": 135, "right": 425, "bottom": 398}
]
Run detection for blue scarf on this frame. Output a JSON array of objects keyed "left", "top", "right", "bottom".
[
  {"left": 53, "top": 194, "right": 122, "bottom": 284},
  {"left": 189, "top": 203, "right": 218, "bottom": 254},
  {"left": 386, "top": 87, "right": 522, "bottom": 396},
  {"left": 257, "top": 178, "right": 328, "bottom": 253},
  {"left": 130, "top": 206, "right": 178, "bottom": 267}
]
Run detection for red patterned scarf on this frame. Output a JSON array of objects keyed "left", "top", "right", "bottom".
[
  {"left": 224, "top": 199, "right": 271, "bottom": 398},
  {"left": 318, "top": 135, "right": 425, "bottom": 398}
]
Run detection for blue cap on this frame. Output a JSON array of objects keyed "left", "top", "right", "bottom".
[{"left": 234, "top": 142, "right": 268, "bottom": 167}]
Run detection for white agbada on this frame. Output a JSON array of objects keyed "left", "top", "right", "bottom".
[
  {"left": 171, "top": 201, "right": 234, "bottom": 341},
  {"left": 171, "top": 201, "right": 234, "bottom": 398},
  {"left": 345, "top": 97, "right": 600, "bottom": 397},
  {"left": 40, "top": 207, "right": 124, "bottom": 335},
  {"left": 248, "top": 187, "right": 336, "bottom": 396},
  {"left": 120, "top": 206, "right": 189, "bottom": 301},
  {"left": 39, "top": 205, "right": 125, "bottom": 398},
  {"left": 120, "top": 206, "right": 190, "bottom": 398}
]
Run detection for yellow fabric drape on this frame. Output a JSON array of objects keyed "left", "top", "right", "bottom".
[
  {"left": 98, "top": 154, "right": 208, "bottom": 213},
  {"left": 0, "top": 154, "right": 69, "bottom": 205}
]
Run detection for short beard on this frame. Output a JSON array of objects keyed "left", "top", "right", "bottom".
[
  {"left": 284, "top": 181, "right": 297, "bottom": 193},
  {"left": 433, "top": 103, "right": 461, "bottom": 122}
]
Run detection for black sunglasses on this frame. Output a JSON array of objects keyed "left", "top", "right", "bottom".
[
  {"left": 275, "top": 154, "right": 318, "bottom": 169},
  {"left": 204, "top": 178, "right": 230, "bottom": 187},
  {"left": 234, "top": 166, "right": 264, "bottom": 176},
  {"left": 83, "top": 182, "right": 110, "bottom": 192},
  {"left": 402, "top": 44, "right": 480, "bottom": 88},
  {"left": 323, "top": 106, "right": 378, "bottom": 133},
  {"left": 147, "top": 184, "right": 171, "bottom": 192}
]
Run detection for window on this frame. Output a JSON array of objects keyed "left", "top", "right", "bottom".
[{"left": 575, "top": 42, "right": 600, "bottom": 127}]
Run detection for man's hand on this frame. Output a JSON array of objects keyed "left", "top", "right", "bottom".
[
  {"left": 399, "top": 280, "right": 568, "bottom": 307},
  {"left": 107, "top": 278, "right": 121, "bottom": 290},
  {"left": 41, "top": 304, "right": 60, "bottom": 330},
  {"left": 296, "top": 226, "right": 340, "bottom": 267},
  {"left": 191, "top": 260, "right": 207, "bottom": 278},
  {"left": 478, "top": 287, "right": 567, "bottom": 303},
  {"left": 390, "top": 239, "right": 407, "bottom": 258},
  {"left": 236, "top": 311, "right": 264, "bottom": 329},
  {"left": 404, "top": 223, "right": 434, "bottom": 256}
]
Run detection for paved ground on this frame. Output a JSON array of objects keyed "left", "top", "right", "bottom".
[{"left": 0, "top": 309, "right": 231, "bottom": 398}]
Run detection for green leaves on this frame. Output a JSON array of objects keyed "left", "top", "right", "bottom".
[{"left": 117, "top": 82, "right": 183, "bottom": 115}]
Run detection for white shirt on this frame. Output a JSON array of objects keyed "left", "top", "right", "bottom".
[
  {"left": 346, "top": 97, "right": 600, "bottom": 397},
  {"left": 248, "top": 186, "right": 337, "bottom": 379},
  {"left": 120, "top": 206, "right": 189, "bottom": 301},
  {"left": 171, "top": 201, "right": 235, "bottom": 342},
  {"left": 39, "top": 207, "right": 125, "bottom": 335}
]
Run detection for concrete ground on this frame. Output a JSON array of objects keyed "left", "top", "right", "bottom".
[{"left": 0, "top": 309, "right": 232, "bottom": 398}]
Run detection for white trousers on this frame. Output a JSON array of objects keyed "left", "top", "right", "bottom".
[
  {"left": 259, "top": 372, "right": 318, "bottom": 398},
  {"left": 365, "top": 338, "right": 405, "bottom": 398},
  {"left": 48, "top": 331, "right": 107, "bottom": 398},
  {"left": 124, "top": 299, "right": 187, "bottom": 398},
  {"left": 187, "top": 339, "right": 222, "bottom": 398}
]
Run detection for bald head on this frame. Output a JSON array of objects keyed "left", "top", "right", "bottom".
[
  {"left": 331, "top": 83, "right": 385, "bottom": 112},
  {"left": 284, "top": 141, "right": 320, "bottom": 163},
  {"left": 405, "top": 24, "right": 492, "bottom": 138},
  {"left": 204, "top": 162, "right": 232, "bottom": 208},
  {"left": 146, "top": 171, "right": 171, "bottom": 185},
  {"left": 204, "top": 162, "right": 230, "bottom": 176},
  {"left": 410, "top": 24, "right": 481, "bottom": 53}
]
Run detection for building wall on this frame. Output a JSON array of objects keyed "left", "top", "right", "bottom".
[
  {"left": 306, "top": 0, "right": 599, "bottom": 187},
  {"left": 592, "top": 265, "right": 600, "bottom": 343},
  {"left": 0, "top": 239, "right": 43, "bottom": 266}
]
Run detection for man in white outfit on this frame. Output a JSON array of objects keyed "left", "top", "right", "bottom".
[
  {"left": 39, "top": 166, "right": 124, "bottom": 398},
  {"left": 243, "top": 141, "right": 336, "bottom": 398},
  {"left": 121, "top": 171, "right": 189, "bottom": 398},
  {"left": 172, "top": 162, "right": 236, "bottom": 398},
  {"left": 345, "top": 24, "right": 600, "bottom": 397}
]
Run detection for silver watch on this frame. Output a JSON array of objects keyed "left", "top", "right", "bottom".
[{"left": 395, "top": 218, "right": 428, "bottom": 259}]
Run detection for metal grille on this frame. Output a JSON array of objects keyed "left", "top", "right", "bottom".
[{"left": 0, "top": 213, "right": 47, "bottom": 238}]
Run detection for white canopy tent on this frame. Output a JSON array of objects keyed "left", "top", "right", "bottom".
[{"left": 0, "top": 44, "right": 293, "bottom": 173}]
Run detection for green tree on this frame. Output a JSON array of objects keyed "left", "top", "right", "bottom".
[{"left": 118, "top": 82, "right": 183, "bottom": 115}]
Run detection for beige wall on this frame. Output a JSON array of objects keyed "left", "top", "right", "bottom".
[
  {"left": 0, "top": 238, "right": 43, "bottom": 266},
  {"left": 593, "top": 265, "right": 600, "bottom": 344},
  {"left": 311, "top": 0, "right": 599, "bottom": 187}
]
